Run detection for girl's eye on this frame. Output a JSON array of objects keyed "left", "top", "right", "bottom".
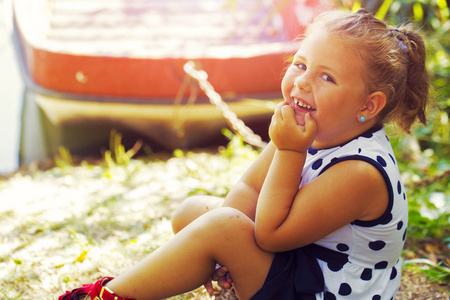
[
  {"left": 322, "top": 74, "right": 336, "bottom": 83},
  {"left": 294, "top": 63, "right": 306, "bottom": 70}
]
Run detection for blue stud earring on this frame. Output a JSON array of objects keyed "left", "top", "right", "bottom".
[{"left": 360, "top": 116, "right": 366, "bottom": 122}]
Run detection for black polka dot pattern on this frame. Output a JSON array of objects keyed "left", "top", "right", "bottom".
[
  {"left": 377, "top": 156, "right": 387, "bottom": 167},
  {"left": 312, "top": 159, "right": 323, "bottom": 170},
  {"left": 390, "top": 267, "right": 398, "bottom": 280},
  {"left": 372, "top": 295, "right": 381, "bottom": 300},
  {"left": 328, "top": 262, "right": 343, "bottom": 272},
  {"left": 397, "top": 181, "right": 402, "bottom": 194},
  {"left": 308, "top": 149, "right": 318, "bottom": 155},
  {"left": 397, "top": 221, "right": 403, "bottom": 230},
  {"left": 325, "top": 291, "right": 336, "bottom": 300},
  {"left": 375, "top": 261, "right": 388, "bottom": 269},
  {"left": 337, "top": 243, "right": 349, "bottom": 252},
  {"left": 369, "top": 240, "right": 386, "bottom": 251},
  {"left": 361, "top": 268, "right": 372, "bottom": 281},
  {"left": 338, "top": 283, "right": 352, "bottom": 296},
  {"left": 389, "top": 153, "right": 395, "bottom": 164},
  {"left": 380, "top": 213, "right": 393, "bottom": 225}
]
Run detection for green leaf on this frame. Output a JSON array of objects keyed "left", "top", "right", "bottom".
[
  {"left": 375, "top": 0, "right": 394, "bottom": 20},
  {"left": 413, "top": 2, "right": 424, "bottom": 22},
  {"left": 74, "top": 249, "right": 90, "bottom": 263}
]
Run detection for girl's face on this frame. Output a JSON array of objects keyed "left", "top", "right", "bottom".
[{"left": 281, "top": 28, "right": 369, "bottom": 149}]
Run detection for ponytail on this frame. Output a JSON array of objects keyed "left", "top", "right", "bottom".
[{"left": 380, "top": 25, "right": 429, "bottom": 133}]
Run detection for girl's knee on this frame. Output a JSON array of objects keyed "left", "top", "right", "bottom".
[
  {"left": 201, "top": 207, "right": 254, "bottom": 237},
  {"left": 171, "top": 197, "right": 197, "bottom": 233},
  {"left": 171, "top": 195, "right": 223, "bottom": 234}
]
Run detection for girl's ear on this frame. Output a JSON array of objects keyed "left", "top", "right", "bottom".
[{"left": 359, "top": 91, "right": 386, "bottom": 121}]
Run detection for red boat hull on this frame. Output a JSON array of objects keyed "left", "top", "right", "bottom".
[
  {"left": 15, "top": 0, "right": 332, "bottom": 99},
  {"left": 24, "top": 48, "right": 289, "bottom": 99}
]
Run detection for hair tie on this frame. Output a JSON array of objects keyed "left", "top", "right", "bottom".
[
  {"left": 389, "top": 28, "right": 409, "bottom": 51},
  {"left": 388, "top": 28, "right": 413, "bottom": 62}
]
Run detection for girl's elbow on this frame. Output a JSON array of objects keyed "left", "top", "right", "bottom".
[
  {"left": 255, "top": 230, "right": 280, "bottom": 252},
  {"left": 256, "top": 229, "right": 310, "bottom": 252}
]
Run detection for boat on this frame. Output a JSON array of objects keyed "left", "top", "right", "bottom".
[{"left": 12, "top": 0, "right": 333, "bottom": 160}]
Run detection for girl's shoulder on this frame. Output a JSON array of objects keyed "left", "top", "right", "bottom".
[{"left": 302, "top": 126, "right": 397, "bottom": 183}]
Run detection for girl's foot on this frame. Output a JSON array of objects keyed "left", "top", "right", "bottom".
[{"left": 59, "top": 277, "right": 135, "bottom": 300}]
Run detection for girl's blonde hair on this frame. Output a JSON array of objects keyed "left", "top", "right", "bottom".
[{"left": 306, "top": 9, "right": 429, "bottom": 133}]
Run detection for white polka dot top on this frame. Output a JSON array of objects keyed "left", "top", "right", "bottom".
[{"left": 301, "top": 127, "right": 407, "bottom": 300}]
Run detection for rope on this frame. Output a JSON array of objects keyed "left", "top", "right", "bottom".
[{"left": 183, "top": 61, "right": 268, "bottom": 149}]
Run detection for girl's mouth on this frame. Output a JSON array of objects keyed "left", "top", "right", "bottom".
[{"left": 292, "top": 97, "right": 316, "bottom": 112}]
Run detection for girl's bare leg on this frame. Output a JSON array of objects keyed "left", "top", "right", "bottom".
[
  {"left": 171, "top": 195, "right": 224, "bottom": 234},
  {"left": 171, "top": 191, "right": 259, "bottom": 234},
  {"left": 107, "top": 207, "right": 274, "bottom": 300}
]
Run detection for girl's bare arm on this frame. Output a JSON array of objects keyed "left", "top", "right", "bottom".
[
  {"left": 222, "top": 141, "right": 276, "bottom": 221},
  {"left": 254, "top": 104, "right": 388, "bottom": 252}
]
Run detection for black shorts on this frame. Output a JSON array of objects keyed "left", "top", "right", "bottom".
[{"left": 250, "top": 244, "right": 348, "bottom": 300}]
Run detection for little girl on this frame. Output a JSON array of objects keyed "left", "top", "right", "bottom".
[{"left": 60, "top": 8, "right": 429, "bottom": 300}]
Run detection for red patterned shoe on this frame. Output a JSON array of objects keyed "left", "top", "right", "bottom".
[{"left": 59, "top": 277, "right": 135, "bottom": 300}]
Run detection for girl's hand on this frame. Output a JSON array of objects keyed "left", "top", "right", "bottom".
[
  {"left": 269, "top": 101, "right": 317, "bottom": 153},
  {"left": 204, "top": 265, "right": 233, "bottom": 295}
]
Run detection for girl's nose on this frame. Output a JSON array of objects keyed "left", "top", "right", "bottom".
[{"left": 293, "top": 73, "right": 311, "bottom": 93}]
